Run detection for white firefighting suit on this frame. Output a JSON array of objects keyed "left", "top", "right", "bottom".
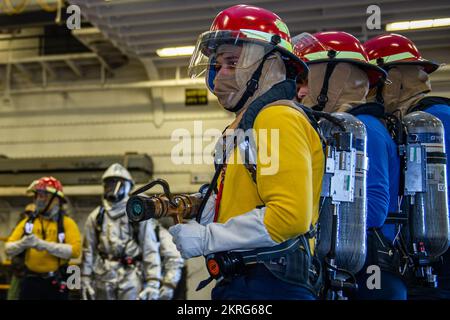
[{"left": 81, "top": 197, "right": 184, "bottom": 300}]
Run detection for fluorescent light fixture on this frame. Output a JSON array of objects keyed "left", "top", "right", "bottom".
[
  {"left": 156, "top": 46, "right": 195, "bottom": 57},
  {"left": 386, "top": 18, "right": 450, "bottom": 31}
]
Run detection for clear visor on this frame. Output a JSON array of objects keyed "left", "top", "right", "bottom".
[
  {"left": 103, "top": 178, "right": 123, "bottom": 195},
  {"left": 292, "top": 33, "right": 333, "bottom": 61},
  {"left": 188, "top": 30, "right": 278, "bottom": 80},
  {"left": 293, "top": 33, "right": 327, "bottom": 51}
]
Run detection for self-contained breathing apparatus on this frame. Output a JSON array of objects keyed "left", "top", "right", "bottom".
[
  {"left": 384, "top": 110, "right": 449, "bottom": 288},
  {"left": 314, "top": 112, "right": 369, "bottom": 300},
  {"left": 233, "top": 101, "right": 369, "bottom": 300},
  {"left": 301, "top": 53, "right": 369, "bottom": 300},
  {"left": 373, "top": 79, "right": 450, "bottom": 287}
]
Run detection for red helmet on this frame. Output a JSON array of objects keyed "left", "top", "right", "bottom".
[
  {"left": 293, "top": 31, "right": 386, "bottom": 87},
  {"left": 363, "top": 33, "right": 439, "bottom": 74},
  {"left": 27, "top": 176, "right": 65, "bottom": 199},
  {"left": 188, "top": 4, "right": 307, "bottom": 83}
]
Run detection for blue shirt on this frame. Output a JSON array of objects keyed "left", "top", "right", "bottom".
[
  {"left": 356, "top": 115, "right": 400, "bottom": 235},
  {"left": 422, "top": 104, "right": 450, "bottom": 216}
]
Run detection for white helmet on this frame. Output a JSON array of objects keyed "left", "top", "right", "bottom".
[
  {"left": 102, "top": 163, "right": 134, "bottom": 203},
  {"left": 102, "top": 163, "right": 134, "bottom": 184}
]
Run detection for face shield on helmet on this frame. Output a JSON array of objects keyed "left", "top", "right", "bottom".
[
  {"left": 189, "top": 30, "right": 288, "bottom": 84},
  {"left": 103, "top": 177, "right": 132, "bottom": 203},
  {"left": 189, "top": 30, "right": 291, "bottom": 111},
  {"left": 293, "top": 32, "right": 371, "bottom": 64},
  {"left": 293, "top": 33, "right": 330, "bottom": 61}
]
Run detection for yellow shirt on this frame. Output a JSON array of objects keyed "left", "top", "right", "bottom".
[
  {"left": 217, "top": 105, "right": 324, "bottom": 243},
  {"left": 7, "top": 215, "right": 82, "bottom": 273}
]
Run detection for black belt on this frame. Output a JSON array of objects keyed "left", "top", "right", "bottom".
[
  {"left": 197, "top": 237, "right": 304, "bottom": 291},
  {"left": 25, "top": 269, "right": 59, "bottom": 279}
]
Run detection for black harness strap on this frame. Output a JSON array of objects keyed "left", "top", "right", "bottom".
[
  {"left": 56, "top": 211, "right": 66, "bottom": 269},
  {"left": 95, "top": 205, "right": 147, "bottom": 245},
  {"left": 227, "top": 35, "right": 287, "bottom": 113},
  {"left": 154, "top": 224, "right": 160, "bottom": 243},
  {"left": 57, "top": 211, "right": 65, "bottom": 243},
  {"left": 39, "top": 191, "right": 58, "bottom": 219},
  {"left": 95, "top": 206, "right": 105, "bottom": 241},
  {"left": 314, "top": 61, "right": 338, "bottom": 111},
  {"left": 375, "top": 79, "right": 385, "bottom": 105},
  {"left": 23, "top": 215, "right": 37, "bottom": 236},
  {"left": 195, "top": 164, "right": 224, "bottom": 223},
  {"left": 239, "top": 80, "right": 297, "bottom": 131}
]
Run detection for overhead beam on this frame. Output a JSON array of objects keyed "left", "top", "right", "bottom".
[
  {"left": 13, "top": 63, "right": 34, "bottom": 85},
  {"left": 40, "top": 61, "right": 56, "bottom": 79},
  {"left": 9, "top": 78, "right": 206, "bottom": 94},
  {"left": 65, "top": 59, "right": 82, "bottom": 77},
  {"left": 0, "top": 53, "right": 98, "bottom": 65},
  {"left": 139, "top": 58, "right": 159, "bottom": 81},
  {"left": 70, "top": 4, "right": 449, "bottom": 60},
  {"left": 113, "top": 8, "right": 450, "bottom": 40},
  {"left": 116, "top": 21, "right": 210, "bottom": 37},
  {"left": 78, "top": 0, "right": 272, "bottom": 16},
  {"left": 75, "top": 0, "right": 411, "bottom": 18},
  {"left": 13, "top": 63, "right": 32, "bottom": 79},
  {"left": 98, "top": 0, "right": 450, "bottom": 28}
]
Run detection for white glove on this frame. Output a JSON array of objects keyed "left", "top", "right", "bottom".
[
  {"left": 5, "top": 234, "right": 38, "bottom": 256},
  {"left": 159, "top": 285, "right": 175, "bottom": 300},
  {"left": 138, "top": 281, "right": 160, "bottom": 300},
  {"left": 33, "top": 238, "right": 73, "bottom": 260},
  {"left": 22, "top": 234, "right": 39, "bottom": 247},
  {"left": 169, "top": 220, "right": 206, "bottom": 259},
  {"left": 169, "top": 208, "right": 278, "bottom": 259},
  {"left": 81, "top": 275, "right": 96, "bottom": 300},
  {"left": 33, "top": 236, "right": 48, "bottom": 251}
]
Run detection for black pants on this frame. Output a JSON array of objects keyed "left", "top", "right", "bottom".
[{"left": 20, "top": 276, "right": 68, "bottom": 300}]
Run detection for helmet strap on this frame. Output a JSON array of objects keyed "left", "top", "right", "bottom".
[
  {"left": 38, "top": 191, "right": 58, "bottom": 217},
  {"left": 374, "top": 58, "right": 387, "bottom": 105},
  {"left": 227, "top": 48, "right": 276, "bottom": 113},
  {"left": 314, "top": 61, "right": 338, "bottom": 111},
  {"left": 375, "top": 79, "right": 385, "bottom": 104}
]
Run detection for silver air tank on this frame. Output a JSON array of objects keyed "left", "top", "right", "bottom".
[
  {"left": 317, "top": 112, "right": 368, "bottom": 276},
  {"left": 403, "top": 111, "right": 449, "bottom": 258}
]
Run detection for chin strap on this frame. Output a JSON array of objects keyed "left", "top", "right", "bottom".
[
  {"left": 227, "top": 50, "right": 276, "bottom": 113},
  {"left": 227, "top": 35, "right": 285, "bottom": 114},
  {"left": 38, "top": 191, "right": 58, "bottom": 218},
  {"left": 314, "top": 60, "right": 338, "bottom": 111},
  {"left": 374, "top": 59, "right": 389, "bottom": 105},
  {"left": 375, "top": 78, "right": 385, "bottom": 105},
  {"left": 312, "top": 50, "right": 340, "bottom": 112}
]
